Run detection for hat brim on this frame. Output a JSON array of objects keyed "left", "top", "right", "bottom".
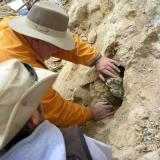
[
  {"left": 0, "top": 68, "right": 58, "bottom": 149},
  {"left": 9, "top": 16, "right": 75, "bottom": 51}
]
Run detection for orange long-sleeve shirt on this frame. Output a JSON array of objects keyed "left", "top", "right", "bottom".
[{"left": 0, "top": 16, "right": 98, "bottom": 126}]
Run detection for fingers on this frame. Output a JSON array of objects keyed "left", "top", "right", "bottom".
[
  {"left": 105, "top": 112, "right": 114, "bottom": 117},
  {"left": 90, "top": 102, "right": 115, "bottom": 121},
  {"left": 102, "top": 69, "right": 117, "bottom": 78},
  {"left": 93, "top": 101, "right": 112, "bottom": 107},
  {"left": 96, "top": 103, "right": 113, "bottom": 110},
  {"left": 96, "top": 57, "right": 121, "bottom": 78},
  {"left": 104, "top": 67, "right": 119, "bottom": 76},
  {"left": 103, "top": 104, "right": 113, "bottom": 111},
  {"left": 105, "top": 105, "right": 113, "bottom": 110},
  {"left": 101, "top": 101, "right": 111, "bottom": 105},
  {"left": 107, "top": 62, "right": 120, "bottom": 73},
  {"left": 109, "top": 59, "right": 119, "bottom": 66},
  {"left": 104, "top": 111, "right": 114, "bottom": 117},
  {"left": 99, "top": 73, "right": 105, "bottom": 82},
  {"left": 95, "top": 110, "right": 114, "bottom": 120}
]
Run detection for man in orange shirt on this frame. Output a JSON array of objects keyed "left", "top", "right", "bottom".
[{"left": 0, "top": 1, "right": 120, "bottom": 126}]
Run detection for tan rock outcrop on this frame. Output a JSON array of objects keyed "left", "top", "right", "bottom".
[{"left": 53, "top": 0, "right": 160, "bottom": 159}]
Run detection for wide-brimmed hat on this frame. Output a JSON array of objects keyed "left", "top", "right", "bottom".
[
  {"left": 0, "top": 59, "right": 57, "bottom": 149},
  {"left": 9, "top": 1, "right": 75, "bottom": 51}
]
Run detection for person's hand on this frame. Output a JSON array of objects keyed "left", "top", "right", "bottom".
[
  {"left": 95, "top": 57, "right": 120, "bottom": 81},
  {"left": 90, "top": 102, "right": 114, "bottom": 121}
]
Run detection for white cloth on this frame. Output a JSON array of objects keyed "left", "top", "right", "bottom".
[
  {"left": 84, "top": 135, "right": 112, "bottom": 160},
  {"left": 1, "top": 120, "right": 112, "bottom": 160},
  {"left": 1, "top": 120, "right": 66, "bottom": 160}
]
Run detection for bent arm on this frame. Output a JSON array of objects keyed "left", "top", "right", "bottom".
[
  {"left": 0, "top": 17, "right": 92, "bottom": 126},
  {"left": 53, "top": 33, "right": 101, "bottom": 66},
  {"left": 42, "top": 88, "right": 92, "bottom": 126}
]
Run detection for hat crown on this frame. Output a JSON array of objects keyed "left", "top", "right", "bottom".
[
  {"left": 0, "top": 59, "right": 57, "bottom": 149},
  {"left": 8, "top": 1, "right": 75, "bottom": 50},
  {"left": 0, "top": 60, "right": 35, "bottom": 143},
  {"left": 0, "top": 60, "right": 34, "bottom": 118},
  {"left": 27, "top": 2, "right": 69, "bottom": 32}
]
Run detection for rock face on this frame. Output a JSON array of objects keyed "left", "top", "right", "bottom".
[{"left": 53, "top": 0, "right": 160, "bottom": 159}]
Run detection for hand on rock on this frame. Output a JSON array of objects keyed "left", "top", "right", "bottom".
[
  {"left": 95, "top": 57, "right": 120, "bottom": 81},
  {"left": 90, "top": 102, "right": 114, "bottom": 121}
]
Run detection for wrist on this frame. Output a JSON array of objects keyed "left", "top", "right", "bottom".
[
  {"left": 89, "top": 54, "right": 102, "bottom": 67},
  {"left": 87, "top": 107, "right": 93, "bottom": 120}
]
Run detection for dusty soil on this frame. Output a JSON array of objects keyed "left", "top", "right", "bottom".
[{"left": 2, "top": 0, "right": 160, "bottom": 159}]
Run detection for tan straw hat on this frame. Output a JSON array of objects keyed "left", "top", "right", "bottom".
[
  {"left": 9, "top": 1, "right": 75, "bottom": 51},
  {"left": 0, "top": 59, "right": 57, "bottom": 149}
]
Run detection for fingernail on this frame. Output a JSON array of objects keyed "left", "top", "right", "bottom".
[{"left": 99, "top": 74, "right": 105, "bottom": 81}]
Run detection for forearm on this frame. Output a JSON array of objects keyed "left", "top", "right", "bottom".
[
  {"left": 53, "top": 33, "right": 100, "bottom": 66},
  {"left": 42, "top": 88, "right": 92, "bottom": 126}
]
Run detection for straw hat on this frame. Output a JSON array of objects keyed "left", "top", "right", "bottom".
[
  {"left": 9, "top": 1, "right": 75, "bottom": 51},
  {"left": 0, "top": 59, "right": 57, "bottom": 149}
]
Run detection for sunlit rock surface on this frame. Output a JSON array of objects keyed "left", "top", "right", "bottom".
[{"left": 51, "top": 0, "right": 160, "bottom": 159}]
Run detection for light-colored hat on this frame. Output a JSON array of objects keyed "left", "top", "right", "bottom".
[
  {"left": 9, "top": 1, "right": 75, "bottom": 51},
  {"left": 0, "top": 59, "right": 57, "bottom": 149}
]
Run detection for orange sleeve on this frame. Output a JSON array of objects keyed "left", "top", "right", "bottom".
[
  {"left": 0, "top": 16, "right": 92, "bottom": 126},
  {"left": 53, "top": 33, "right": 99, "bottom": 66},
  {"left": 43, "top": 89, "right": 92, "bottom": 126},
  {"left": 0, "top": 16, "right": 45, "bottom": 68}
]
